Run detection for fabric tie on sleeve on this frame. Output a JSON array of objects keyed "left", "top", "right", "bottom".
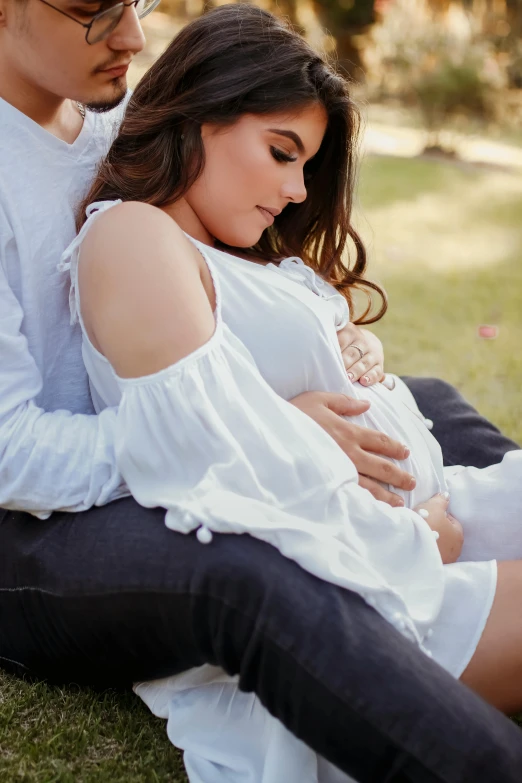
[{"left": 57, "top": 200, "right": 123, "bottom": 325}]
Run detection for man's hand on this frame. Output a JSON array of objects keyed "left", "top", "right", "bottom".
[
  {"left": 337, "top": 324, "right": 385, "bottom": 386},
  {"left": 290, "top": 391, "right": 416, "bottom": 507}
]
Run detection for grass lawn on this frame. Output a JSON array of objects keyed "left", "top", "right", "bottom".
[
  {"left": 358, "top": 154, "right": 522, "bottom": 445},
  {"left": 1, "top": 153, "right": 521, "bottom": 781}
]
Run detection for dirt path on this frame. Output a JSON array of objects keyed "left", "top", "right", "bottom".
[{"left": 362, "top": 121, "right": 522, "bottom": 173}]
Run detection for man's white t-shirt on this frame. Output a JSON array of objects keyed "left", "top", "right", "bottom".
[{"left": 0, "top": 97, "right": 128, "bottom": 516}]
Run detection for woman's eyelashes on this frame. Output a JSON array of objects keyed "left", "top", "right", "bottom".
[{"left": 270, "top": 146, "right": 298, "bottom": 164}]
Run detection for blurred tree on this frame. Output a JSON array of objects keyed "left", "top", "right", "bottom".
[
  {"left": 506, "top": 0, "right": 522, "bottom": 87},
  {"left": 312, "top": 0, "right": 379, "bottom": 79},
  {"left": 414, "top": 55, "right": 494, "bottom": 152}
]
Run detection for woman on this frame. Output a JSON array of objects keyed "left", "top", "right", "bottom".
[{"left": 59, "top": 5, "right": 522, "bottom": 779}]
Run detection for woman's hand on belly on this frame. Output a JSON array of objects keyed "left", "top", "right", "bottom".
[
  {"left": 337, "top": 325, "right": 385, "bottom": 386},
  {"left": 289, "top": 391, "right": 416, "bottom": 508},
  {"left": 414, "top": 493, "right": 464, "bottom": 564}
]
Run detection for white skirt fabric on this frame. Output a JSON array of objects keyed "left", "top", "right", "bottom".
[{"left": 135, "top": 668, "right": 357, "bottom": 783}]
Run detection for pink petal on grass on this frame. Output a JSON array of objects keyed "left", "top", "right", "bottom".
[{"left": 477, "top": 325, "right": 499, "bottom": 340}]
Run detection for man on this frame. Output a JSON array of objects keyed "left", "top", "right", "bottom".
[{"left": 0, "top": 0, "right": 521, "bottom": 780}]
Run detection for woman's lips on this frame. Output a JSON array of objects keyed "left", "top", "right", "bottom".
[{"left": 257, "top": 206, "right": 275, "bottom": 226}]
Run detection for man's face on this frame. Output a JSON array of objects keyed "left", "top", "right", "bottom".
[{"left": 0, "top": 0, "right": 146, "bottom": 109}]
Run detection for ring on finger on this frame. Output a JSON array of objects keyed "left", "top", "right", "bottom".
[{"left": 349, "top": 343, "right": 365, "bottom": 361}]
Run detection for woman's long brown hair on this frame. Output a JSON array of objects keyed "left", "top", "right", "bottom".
[{"left": 79, "top": 3, "right": 386, "bottom": 324}]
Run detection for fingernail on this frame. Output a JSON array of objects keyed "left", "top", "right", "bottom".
[
  {"left": 403, "top": 445, "right": 410, "bottom": 457},
  {"left": 347, "top": 372, "right": 354, "bottom": 382},
  {"left": 409, "top": 476, "right": 416, "bottom": 489},
  {"left": 417, "top": 508, "right": 429, "bottom": 519},
  {"left": 363, "top": 375, "right": 370, "bottom": 385},
  {"left": 394, "top": 498, "right": 405, "bottom": 507},
  {"left": 441, "top": 491, "right": 450, "bottom": 500}
]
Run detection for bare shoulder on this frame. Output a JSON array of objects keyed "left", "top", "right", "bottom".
[
  {"left": 77, "top": 201, "right": 216, "bottom": 377},
  {"left": 87, "top": 200, "right": 178, "bottom": 235},
  {"left": 80, "top": 201, "right": 196, "bottom": 276}
]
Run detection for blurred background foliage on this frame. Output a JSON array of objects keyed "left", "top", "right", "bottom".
[{"left": 133, "top": 0, "right": 522, "bottom": 153}]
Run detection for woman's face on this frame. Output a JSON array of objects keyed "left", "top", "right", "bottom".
[{"left": 183, "top": 102, "right": 328, "bottom": 248}]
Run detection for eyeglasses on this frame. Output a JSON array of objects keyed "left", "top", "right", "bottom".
[{"left": 38, "top": 0, "right": 160, "bottom": 44}]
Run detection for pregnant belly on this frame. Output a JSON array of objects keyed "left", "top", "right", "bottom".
[{"left": 344, "top": 376, "right": 447, "bottom": 508}]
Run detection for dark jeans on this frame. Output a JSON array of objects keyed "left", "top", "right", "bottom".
[
  {"left": 1, "top": 379, "right": 521, "bottom": 782},
  {"left": 401, "top": 376, "right": 520, "bottom": 468}
]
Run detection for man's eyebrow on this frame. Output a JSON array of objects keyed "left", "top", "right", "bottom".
[{"left": 267, "top": 129, "right": 305, "bottom": 154}]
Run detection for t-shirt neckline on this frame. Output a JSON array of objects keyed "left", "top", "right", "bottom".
[{"left": 0, "top": 96, "right": 95, "bottom": 157}]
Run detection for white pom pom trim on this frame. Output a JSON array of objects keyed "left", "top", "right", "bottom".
[{"left": 197, "top": 526, "right": 213, "bottom": 544}]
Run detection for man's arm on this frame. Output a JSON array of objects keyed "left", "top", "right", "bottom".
[
  {"left": 0, "top": 262, "right": 128, "bottom": 517},
  {"left": 290, "top": 391, "right": 416, "bottom": 506}
]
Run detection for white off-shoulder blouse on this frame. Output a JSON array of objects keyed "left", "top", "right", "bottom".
[
  {"left": 59, "top": 200, "right": 500, "bottom": 783},
  {"left": 59, "top": 199, "right": 496, "bottom": 675}
]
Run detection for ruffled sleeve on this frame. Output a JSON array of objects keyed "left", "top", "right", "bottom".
[
  {"left": 115, "top": 308, "right": 445, "bottom": 651},
  {"left": 269, "top": 257, "right": 350, "bottom": 330}
]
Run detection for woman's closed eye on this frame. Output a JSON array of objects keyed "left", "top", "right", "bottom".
[{"left": 270, "top": 146, "right": 298, "bottom": 164}]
